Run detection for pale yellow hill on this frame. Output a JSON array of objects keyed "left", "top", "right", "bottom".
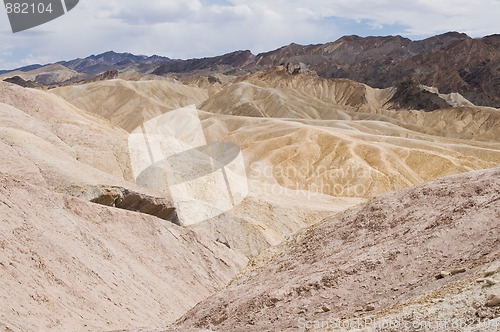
[
  {"left": 0, "top": 81, "right": 132, "bottom": 186},
  {"left": 0, "top": 64, "right": 84, "bottom": 85},
  {"left": 198, "top": 111, "right": 500, "bottom": 199},
  {"left": 146, "top": 106, "right": 500, "bottom": 258},
  {"left": 47, "top": 77, "right": 500, "bottom": 239},
  {"left": 200, "top": 68, "right": 500, "bottom": 141},
  {"left": 51, "top": 79, "right": 209, "bottom": 131},
  {"left": 200, "top": 74, "right": 394, "bottom": 119}
]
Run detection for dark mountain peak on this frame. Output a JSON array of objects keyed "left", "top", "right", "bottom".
[
  {"left": 3, "top": 76, "right": 40, "bottom": 88},
  {"left": 87, "top": 51, "right": 141, "bottom": 62},
  {"left": 410, "top": 31, "right": 470, "bottom": 53},
  {"left": 483, "top": 33, "right": 500, "bottom": 41},
  {"left": 336, "top": 34, "right": 362, "bottom": 42},
  {"left": 417, "top": 31, "right": 470, "bottom": 45},
  {"left": 257, "top": 42, "right": 315, "bottom": 57},
  {"left": 440, "top": 35, "right": 496, "bottom": 53},
  {"left": 152, "top": 50, "right": 255, "bottom": 76},
  {"left": 90, "top": 50, "right": 118, "bottom": 57},
  {"left": 284, "top": 42, "right": 306, "bottom": 49},
  {"left": 433, "top": 31, "right": 469, "bottom": 39},
  {"left": 255, "top": 43, "right": 321, "bottom": 67},
  {"left": 281, "top": 42, "right": 311, "bottom": 54},
  {"left": 214, "top": 50, "right": 255, "bottom": 67},
  {"left": 0, "top": 64, "right": 44, "bottom": 74},
  {"left": 231, "top": 49, "right": 254, "bottom": 57},
  {"left": 482, "top": 34, "right": 500, "bottom": 48},
  {"left": 324, "top": 34, "right": 412, "bottom": 56},
  {"left": 56, "top": 51, "right": 170, "bottom": 75},
  {"left": 336, "top": 34, "right": 411, "bottom": 43}
]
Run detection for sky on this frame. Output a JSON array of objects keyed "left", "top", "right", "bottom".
[{"left": 1, "top": 0, "right": 500, "bottom": 70}]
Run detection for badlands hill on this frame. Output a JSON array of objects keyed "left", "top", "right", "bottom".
[
  {"left": 51, "top": 72, "right": 500, "bottom": 200},
  {"left": 51, "top": 79, "right": 209, "bottom": 132},
  {"left": 200, "top": 68, "right": 500, "bottom": 141},
  {"left": 0, "top": 44, "right": 499, "bottom": 331},
  {"left": 0, "top": 64, "right": 84, "bottom": 85}
]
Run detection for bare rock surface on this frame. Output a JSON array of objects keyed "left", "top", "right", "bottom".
[
  {"left": 174, "top": 167, "right": 500, "bottom": 331},
  {"left": 89, "top": 186, "right": 179, "bottom": 224}
]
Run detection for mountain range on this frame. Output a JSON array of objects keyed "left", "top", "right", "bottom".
[{"left": 3, "top": 31, "right": 500, "bottom": 108}]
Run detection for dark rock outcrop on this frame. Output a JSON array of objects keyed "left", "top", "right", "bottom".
[
  {"left": 90, "top": 186, "right": 179, "bottom": 225},
  {"left": 3, "top": 76, "right": 39, "bottom": 88},
  {"left": 388, "top": 80, "right": 451, "bottom": 111}
]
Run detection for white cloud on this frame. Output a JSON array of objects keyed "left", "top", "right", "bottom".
[
  {"left": 1, "top": 0, "right": 500, "bottom": 69},
  {"left": 106, "top": 0, "right": 203, "bottom": 24}
]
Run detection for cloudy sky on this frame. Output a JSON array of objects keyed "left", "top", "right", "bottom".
[{"left": 1, "top": 0, "right": 500, "bottom": 69}]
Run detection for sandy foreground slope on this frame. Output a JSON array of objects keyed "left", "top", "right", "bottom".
[
  {"left": 0, "top": 70, "right": 499, "bottom": 331},
  {"left": 0, "top": 174, "right": 247, "bottom": 331}
]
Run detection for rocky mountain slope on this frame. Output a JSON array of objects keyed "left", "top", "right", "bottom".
[
  {"left": 152, "top": 50, "right": 255, "bottom": 77},
  {"left": 254, "top": 32, "right": 500, "bottom": 108},
  {"left": 56, "top": 51, "right": 169, "bottom": 75},
  {"left": 173, "top": 167, "right": 500, "bottom": 331}
]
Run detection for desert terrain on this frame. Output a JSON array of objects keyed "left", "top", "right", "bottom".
[{"left": 1, "top": 33, "right": 499, "bottom": 331}]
